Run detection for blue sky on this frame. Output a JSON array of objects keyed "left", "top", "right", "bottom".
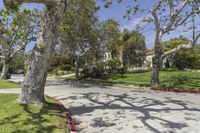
[{"left": 0, "top": 0, "right": 199, "bottom": 49}]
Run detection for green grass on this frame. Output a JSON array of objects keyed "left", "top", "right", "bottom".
[
  {"left": 0, "top": 94, "right": 69, "bottom": 133},
  {"left": 0, "top": 80, "right": 21, "bottom": 89},
  {"left": 66, "top": 71, "right": 200, "bottom": 90}
]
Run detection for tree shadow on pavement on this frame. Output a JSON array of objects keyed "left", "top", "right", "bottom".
[{"left": 59, "top": 92, "right": 200, "bottom": 133}]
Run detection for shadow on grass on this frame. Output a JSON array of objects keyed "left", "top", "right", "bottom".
[
  {"left": 161, "top": 75, "right": 200, "bottom": 90},
  {"left": 0, "top": 101, "right": 66, "bottom": 133}
]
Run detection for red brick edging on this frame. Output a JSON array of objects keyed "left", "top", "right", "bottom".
[
  {"left": 151, "top": 87, "right": 200, "bottom": 94},
  {"left": 49, "top": 96, "right": 77, "bottom": 133}
]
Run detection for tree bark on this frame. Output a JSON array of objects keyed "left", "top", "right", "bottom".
[
  {"left": 1, "top": 58, "right": 12, "bottom": 79},
  {"left": 75, "top": 58, "right": 80, "bottom": 82},
  {"left": 18, "top": 1, "right": 66, "bottom": 105},
  {"left": 151, "top": 32, "right": 162, "bottom": 85}
]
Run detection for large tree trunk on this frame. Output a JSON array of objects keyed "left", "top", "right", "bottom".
[
  {"left": 1, "top": 58, "right": 12, "bottom": 79},
  {"left": 18, "top": 2, "right": 65, "bottom": 105},
  {"left": 151, "top": 32, "right": 162, "bottom": 85}
]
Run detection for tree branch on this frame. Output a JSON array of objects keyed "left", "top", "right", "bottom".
[
  {"left": 168, "top": 0, "right": 174, "bottom": 17},
  {"left": 194, "top": 32, "right": 200, "bottom": 45},
  {"left": 174, "top": 12, "right": 193, "bottom": 28},
  {"left": 163, "top": 1, "right": 189, "bottom": 34},
  {"left": 161, "top": 42, "right": 192, "bottom": 59},
  {"left": 9, "top": 33, "right": 17, "bottom": 46},
  {"left": 151, "top": 0, "right": 162, "bottom": 31},
  {"left": 4, "top": 0, "right": 57, "bottom": 6}
]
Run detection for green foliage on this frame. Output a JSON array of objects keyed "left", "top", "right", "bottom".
[
  {"left": 58, "top": 64, "right": 72, "bottom": 71},
  {"left": 161, "top": 36, "right": 189, "bottom": 52},
  {"left": 122, "top": 30, "right": 146, "bottom": 67},
  {"left": 0, "top": 8, "right": 42, "bottom": 75},
  {"left": 81, "top": 67, "right": 90, "bottom": 78},
  {"left": 91, "top": 66, "right": 105, "bottom": 78},
  {"left": 49, "top": 54, "right": 73, "bottom": 72},
  {"left": 10, "top": 54, "right": 25, "bottom": 74},
  {"left": 161, "top": 37, "right": 200, "bottom": 70},
  {"left": 118, "top": 67, "right": 126, "bottom": 77},
  {"left": 173, "top": 48, "right": 200, "bottom": 70},
  {"left": 52, "top": 65, "right": 72, "bottom": 76},
  {"left": 105, "top": 59, "right": 121, "bottom": 73},
  {"left": 100, "top": 19, "right": 121, "bottom": 52},
  {"left": 61, "top": 0, "right": 103, "bottom": 71},
  {"left": 3, "top": 1, "right": 21, "bottom": 12}
]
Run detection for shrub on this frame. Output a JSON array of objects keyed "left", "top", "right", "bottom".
[
  {"left": 91, "top": 66, "right": 105, "bottom": 78},
  {"left": 58, "top": 64, "right": 72, "bottom": 71},
  {"left": 81, "top": 67, "right": 90, "bottom": 78},
  {"left": 105, "top": 59, "right": 121, "bottom": 73},
  {"left": 173, "top": 49, "right": 200, "bottom": 70},
  {"left": 118, "top": 67, "right": 126, "bottom": 77}
]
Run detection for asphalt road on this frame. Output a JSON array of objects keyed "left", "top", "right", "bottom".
[{"left": 0, "top": 82, "right": 200, "bottom": 133}]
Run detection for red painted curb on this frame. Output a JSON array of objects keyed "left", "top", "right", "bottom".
[
  {"left": 151, "top": 87, "right": 200, "bottom": 94},
  {"left": 49, "top": 96, "right": 77, "bottom": 133}
]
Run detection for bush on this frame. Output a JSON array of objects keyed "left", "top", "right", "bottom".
[
  {"left": 81, "top": 68, "right": 90, "bottom": 78},
  {"left": 118, "top": 67, "right": 126, "bottom": 77},
  {"left": 105, "top": 59, "right": 121, "bottom": 73},
  {"left": 58, "top": 64, "right": 72, "bottom": 71},
  {"left": 173, "top": 49, "right": 200, "bottom": 70},
  {"left": 91, "top": 66, "right": 105, "bottom": 78}
]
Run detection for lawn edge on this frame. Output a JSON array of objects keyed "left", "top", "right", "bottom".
[
  {"left": 48, "top": 96, "right": 77, "bottom": 133},
  {"left": 151, "top": 87, "right": 200, "bottom": 94}
]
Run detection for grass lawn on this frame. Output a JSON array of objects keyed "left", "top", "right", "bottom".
[
  {"left": 0, "top": 94, "right": 69, "bottom": 133},
  {"left": 66, "top": 71, "right": 200, "bottom": 90},
  {"left": 0, "top": 80, "right": 21, "bottom": 89}
]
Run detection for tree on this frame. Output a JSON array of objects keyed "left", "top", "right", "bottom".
[
  {"left": 122, "top": 30, "right": 146, "bottom": 68},
  {"left": 162, "top": 37, "right": 200, "bottom": 69},
  {"left": 0, "top": 8, "right": 40, "bottom": 79},
  {"left": 146, "top": 1, "right": 197, "bottom": 85},
  {"left": 61, "top": 0, "right": 98, "bottom": 81},
  {"left": 161, "top": 36, "right": 190, "bottom": 68},
  {"left": 4, "top": 0, "right": 67, "bottom": 105},
  {"left": 100, "top": 19, "right": 121, "bottom": 58},
  {"left": 101, "top": 0, "right": 200, "bottom": 85}
]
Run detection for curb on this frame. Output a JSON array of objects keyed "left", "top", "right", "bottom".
[
  {"left": 113, "top": 84, "right": 151, "bottom": 90},
  {"left": 151, "top": 87, "right": 200, "bottom": 94},
  {"left": 49, "top": 96, "right": 77, "bottom": 133}
]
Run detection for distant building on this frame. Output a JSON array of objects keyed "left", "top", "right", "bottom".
[{"left": 144, "top": 49, "right": 154, "bottom": 67}]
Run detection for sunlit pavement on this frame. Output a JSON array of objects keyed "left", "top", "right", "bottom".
[{"left": 0, "top": 81, "right": 200, "bottom": 133}]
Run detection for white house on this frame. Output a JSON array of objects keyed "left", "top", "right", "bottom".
[{"left": 144, "top": 49, "right": 154, "bottom": 67}]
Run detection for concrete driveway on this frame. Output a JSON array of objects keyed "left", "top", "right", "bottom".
[{"left": 0, "top": 83, "right": 200, "bottom": 133}]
